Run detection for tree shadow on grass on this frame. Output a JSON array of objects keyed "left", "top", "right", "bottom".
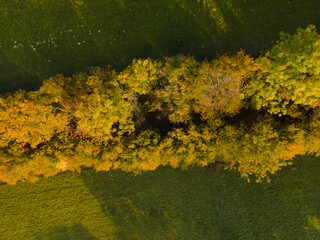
[
  {"left": 81, "top": 155, "right": 320, "bottom": 239},
  {"left": 37, "top": 223, "right": 97, "bottom": 240},
  {"left": 80, "top": 166, "right": 221, "bottom": 239},
  {"left": 206, "top": 154, "right": 320, "bottom": 239},
  {"left": 1, "top": 0, "right": 320, "bottom": 93}
]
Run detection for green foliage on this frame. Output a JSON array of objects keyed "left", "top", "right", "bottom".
[
  {"left": 164, "top": 125, "right": 217, "bottom": 168},
  {"left": 120, "top": 130, "right": 163, "bottom": 172},
  {"left": 299, "top": 107, "right": 320, "bottom": 154},
  {"left": 39, "top": 68, "right": 135, "bottom": 143},
  {"left": 250, "top": 25, "right": 320, "bottom": 116},
  {"left": 74, "top": 74, "right": 134, "bottom": 143},
  {"left": 154, "top": 56, "right": 199, "bottom": 123},
  {"left": 118, "top": 59, "right": 163, "bottom": 95}
]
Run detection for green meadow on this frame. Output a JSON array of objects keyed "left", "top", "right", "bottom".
[
  {"left": 1, "top": 0, "right": 320, "bottom": 92},
  {"left": 1, "top": 155, "right": 320, "bottom": 239}
]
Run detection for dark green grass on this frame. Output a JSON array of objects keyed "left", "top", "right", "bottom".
[
  {"left": 1, "top": 0, "right": 320, "bottom": 93},
  {"left": 1, "top": 155, "right": 320, "bottom": 239}
]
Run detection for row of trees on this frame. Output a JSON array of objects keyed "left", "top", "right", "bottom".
[{"left": 1, "top": 25, "right": 320, "bottom": 184}]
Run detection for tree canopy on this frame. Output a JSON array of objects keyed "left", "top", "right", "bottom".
[{"left": 1, "top": 25, "right": 320, "bottom": 184}]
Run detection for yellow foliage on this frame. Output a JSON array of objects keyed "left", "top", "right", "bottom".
[
  {"left": 0, "top": 90, "right": 68, "bottom": 148},
  {"left": 0, "top": 49, "right": 319, "bottom": 185}
]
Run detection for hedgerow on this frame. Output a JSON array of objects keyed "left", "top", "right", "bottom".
[{"left": 1, "top": 25, "right": 320, "bottom": 184}]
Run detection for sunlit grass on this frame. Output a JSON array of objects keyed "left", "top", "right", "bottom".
[
  {"left": 0, "top": 173, "right": 116, "bottom": 239},
  {"left": 1, "top": 155, "right": 320, "bottom": 239},
  {"left": 308, "top": 216, "right": 320, "bottom": 232}
]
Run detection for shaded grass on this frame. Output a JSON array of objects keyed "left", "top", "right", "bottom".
[
  {"left": 1, "top": 155, "right": 320, "bottom": 239},
  {"left": 1, "top": 0, "right": 320, "bottom": 93}
]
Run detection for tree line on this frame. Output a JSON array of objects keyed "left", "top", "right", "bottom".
[{"left": 1, "top": 25, "right": 320, "bottom": 184}]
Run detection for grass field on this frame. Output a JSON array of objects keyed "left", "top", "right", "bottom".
[
  {"left": 1, "top": 155, "right": 320, "bottom": 239},
  {"left": 1, "top": 1, "right": 320, "bottom": 239},
  {"left": 1, "top": 0, "right": 320, "bottom": 93}
]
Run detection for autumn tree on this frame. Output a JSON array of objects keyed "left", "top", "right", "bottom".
[
  {"left": 38, "top": 68, "right": 135, "bottom": 143},
  {"left": 0, "top": 90, "right": 68, "bottom": 148},
  {"left": 215, "top": 117, "right": 307, "bottom": 182},
  {"left": 154, "top": 52, "right": 257, "bottom": 127}
]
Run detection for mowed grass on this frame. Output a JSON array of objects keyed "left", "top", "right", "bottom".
[
  {"left": 1, "top": 0, "right": 320, "bottom": 93},
  {"left": 1, "top": 155, "right": 320, "bottom": 239}
]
